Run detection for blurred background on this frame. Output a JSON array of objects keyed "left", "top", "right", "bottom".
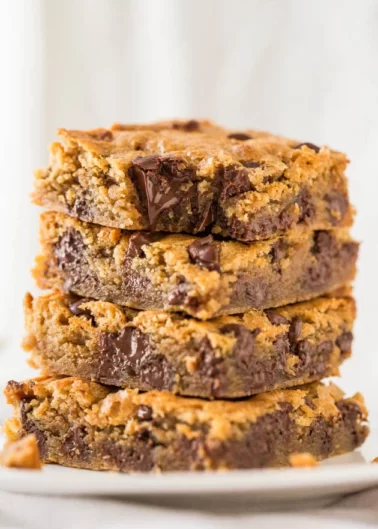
[{"left": 0, "top": 0, "right": 377, "bottom": 419}]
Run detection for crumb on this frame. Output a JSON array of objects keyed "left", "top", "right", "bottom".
[
  {"left": 289, "top": 452, "right": 318, "bottom": 468},
  {"left": 371, "top": 457, "right": 378, "bottom": 464},
  {"left": 0, "top": 434, "right": 42, "bottom": 470}
]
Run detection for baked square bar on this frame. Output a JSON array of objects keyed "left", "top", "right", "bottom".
[
  {"left": 33, "top": 211, "right": 358, "bottom": 319},
  {"left": 4, "top": 378, "right": 368, "bottom": 472},
  {"left": 33, "top": 119, "right": 353, "bottom": 242},
  {"left": 23, "top": 291, "right": 355, "bottom": 398}
]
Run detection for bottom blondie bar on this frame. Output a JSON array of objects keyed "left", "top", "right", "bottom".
[{"left": 5, "top": 377, "right": 368, "bottom": 472}]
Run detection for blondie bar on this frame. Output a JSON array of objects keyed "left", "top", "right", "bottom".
[
  {"left": 23, "top": 291, "right": 355, "bottom": 398},
  {"left": 34, "top": 212, "right": 358, "bottom": 319},
  {"left": 5, "top": 378, "right": 368, "bottom": 472},
  {"left": 33, "top": 119, "right": 352, "bottom": 242}
]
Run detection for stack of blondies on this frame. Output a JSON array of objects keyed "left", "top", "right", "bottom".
[{"left": 5, "top": 119, "right": 368, "bottom": 471}]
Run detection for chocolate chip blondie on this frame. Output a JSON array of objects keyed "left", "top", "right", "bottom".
[
  {"left": 33, "top": 211, "right": 358, "bottom": 319},
  {"left": 23, "top": 291, "right": 355, "bottom": 398},
  {"left": 4, "top": 377, "right": 368, "bottom": 472},
  {"left": 33, "top": 119, "right": 352, "bottom": 242}
]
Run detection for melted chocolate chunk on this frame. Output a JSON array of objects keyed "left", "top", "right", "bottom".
[
  {"left": 71, "top": 198, "right": 90, "bottom": 220},
  {"left": 20, "top": 400, "right": 47, "bottom": 459},
  {"left": 126, "top": 232, "right": 160, "bottom": 259},
  {"left": 289, "top": 317, "right": 303, "bottom": 343},
  {"left": 197, "top": 338, "right": 222, "bottom": 379},
  {"left": 99, "top": 439, "right": 154, "bottom": 472},
  {"left": 228, "top": 132, "right": 252, "bottom": 141},
  {"left": 297, "top": 189, "right": 316, "bottom": 224},
  {"left": 129, "top": 155, "right": 196, "bottom": 229},
  {"left": 220, "top": 324, "right": 262, "bottom": 374},
  {"left": 55, "top": 229, "right": 84, "bottom": 270},
  {"left": 136, "top": 405, "right": 153, "bottom": 421},
  {"left": 325, "top": 192, "right": 348, "bottom": 223},
  {"left": 293, "top": 142, "right": 320, "bottom": 153},
  {"left": 312, "top": 231, "right": 338, "bottom": 256},
  {"left": 63, "top": 426, "right": 90, "bottom": 460},
  {"left": 294, "top": 339, "right": 312, "bottom": 369},
  {"left": 67, "top": 295, "right": 96, "bottom": 326},
  {"left": 269, "top": 239, "right": 287, "bottom": 272},
  {"left": 305, "top": 231, "right": 344, "bottom": 288},
  {"left": 317, "top": 340, "right": 333, "bottom": 356},
  {"left": 220, "top": 165, "right": 252, "bottom": 200},
  {"left": 187, "top": 235, "right": 220, "bottom": 272},
  {"left": 265, "top": 310, "right": 289, "bottom": 326},
  {"left": 98, "top": 327, "right": 173, "bottom": 390},
  {"left": 167, "top": 281, "right": 189, "bottom": 306},
  {"left": 336, "top": 332, "right": 353, "bottom": 355}
]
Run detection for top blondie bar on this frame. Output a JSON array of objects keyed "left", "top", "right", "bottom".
[{"left": 33, "top": 119, "right": 352, "bottom": 242}]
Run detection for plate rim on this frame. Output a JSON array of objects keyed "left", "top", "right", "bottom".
[{"left": 1, "top": 461, "right": 378, "bottom": 496}]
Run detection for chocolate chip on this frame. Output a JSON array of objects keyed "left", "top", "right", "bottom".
[
  {"left": 325, "top": 192, "right": 348, "bottom": 224},
  {"left": 220, "top": 324, "right": 261, "bottom": 364},
  {"left": 220, "top": 165, "right": 252, "bottom": 200},
  {"left": 126, "top": 232, "right": 160, "bottom": 259},
  {"left": 242, "top": 161, "right": 261, "bottom": 168},
  {"left": 167, "top": 282, "right": 189, "bottom": 306},
  {"left": 132, "top": 154, "right": 160, "bottom": 171},
  {"left": 297, "top": 189, "right": 316, "bottom": 224},
  {"left": 173, "top": 120, "right": 200, "bottom": 132},
  {"left": 293, "top": 142, "right": 320, "bottom": 153},
  {"left": 220, "top": 324, "right": 261, "bottom": 380},
  {"left": 55, "top": 229, "right": 84, "bottom": 270},
  {"left": 289, "top": 317, "right": 302, "bottom": 343},
  {"left": 294, "top": 339, "right": 312, "bottom": 369},
  {"left": 67, "top": 295, "right": 96, "bottom": 325},
  {"left": 99, "top": 439, "right": 154, "bottom": 472},
  {"left": 136, "top": 405, "right": 153, "bottom": 421},
  {"left": 197, "top": 338, "right": 222, "bottom": 379},
  {"left": 129, "top": 156, "right": 196, "bottom": 229},
  {"left": 265, "top": 310, "right": 289, "bottom": 326},
  {"left": 317, "top": 340, "right": 333, "bottom": 356},
  {"left": 188, "top": 235, "right": 220, "bottom": 272},
  {"left": 63, "top": 426, "right": 90, "bottom": 460},
  {"left": 336, "top": 332, "right": 353, "bottom": 355},
  {"left": 97, "top": 130, "right": 113, "bottom": 141},
  {"left": 228, "top": 133, "right": 252, "bottom": 141},
  {"left": 195, "top": 200, "right": 215, "bottom": 232},
  {"left": 312, "top": 231, "right": 337, "bottom": 256},
  {"left": 98, "top": 327, "right": 173, "bottom": 390},
  {"left": 71, "top": 198, "right": 90, "bottom": 220},
  {"left": 269, "top": 239, "right": 287, "bottom": 272}
]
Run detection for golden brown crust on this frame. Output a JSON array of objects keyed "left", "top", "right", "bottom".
[{"left": 33, "top": 119, "right": 352, "bottom": 240}]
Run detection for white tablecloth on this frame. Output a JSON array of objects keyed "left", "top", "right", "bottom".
[{"left": 0, "top": 487, "right": 378, "bottom": 529}]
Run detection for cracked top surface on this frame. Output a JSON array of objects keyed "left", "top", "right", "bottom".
[{"left": 54, "top": 119, "right": 347, "bottom": 170}]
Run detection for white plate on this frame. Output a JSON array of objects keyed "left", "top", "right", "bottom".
[{"left": 1, "top": 431, "right": 378, "bottom": 510}]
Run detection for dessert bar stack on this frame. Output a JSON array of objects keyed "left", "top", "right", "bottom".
[{"left": 5, "top": 120, "right": 368, "bottom": 471}]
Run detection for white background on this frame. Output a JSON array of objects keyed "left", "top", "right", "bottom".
[{"left": 0, "top": 0, "right": 377, "bottom": 414}]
